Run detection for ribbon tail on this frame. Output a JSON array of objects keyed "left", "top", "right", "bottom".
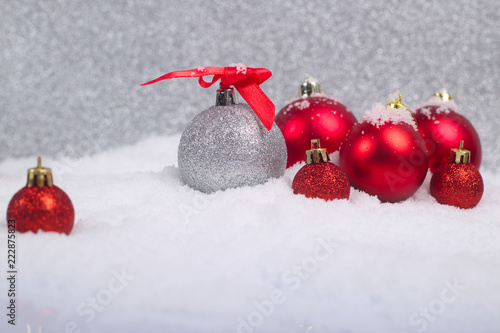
[
  {"left": 141, "top": 70, "right": 194, "bottom": 86},
  {"left": 234, "top": 79, "right": 275, "bottom": 131},
  {"left": 141, "top": 67, "right": 226, "bottom": 86}
]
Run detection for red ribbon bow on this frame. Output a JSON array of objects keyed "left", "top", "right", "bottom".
[{"left": 142, "top": 66, "right": 275, "bottom": 130}]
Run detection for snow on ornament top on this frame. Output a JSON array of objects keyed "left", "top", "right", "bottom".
[
  {"left": 412, "top": 89, "right": 461, "bottom": 118},
  {"left": 284, "top": 98, "right": 311, "bottom": 111},
  {"left": 361, "top": 92, "right": 418, "bottom": 131}
]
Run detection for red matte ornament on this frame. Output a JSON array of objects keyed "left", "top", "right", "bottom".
[
  {"left": 275, "top": 77, "right": 357, "bottom": 168},
  {"left": 430, "top": 140, "right": 483, "bottom": 209},
  {"left": 292, "top": 139, "right": 350, "bottom": 201},
  {"left": 142, "top": 64, "right": 276, "bottom": 130},
  {"left": 414, "top": 89, "right": 481, "bottom": 172},
  {"left": 6, "top": 157, "right": 75, "bottom": 235},
  {"left": 339, "top": 94, "right": 429, "bottom": 203}
]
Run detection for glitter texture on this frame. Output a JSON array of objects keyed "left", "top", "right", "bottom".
[
  {"left": 0, "top": 1, "right": 498, "bottom": 171},
  {"left": 292, "top": 162, "right": 350, "bottom": 201},
  {"left": 178, "top": 104, "right": 287, "bottom": 193},
  {"left": 430, "top": 163, "right": 484, "bottom": 209},
  {"left": 7, "top": 185, "right": 75, "bottom": 234}
]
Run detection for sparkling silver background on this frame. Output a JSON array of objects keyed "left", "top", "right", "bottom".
[{"left": 1, "top": 0, "right": 499, "bottom": 171}]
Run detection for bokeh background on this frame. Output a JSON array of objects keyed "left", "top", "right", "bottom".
[{"left": 1, "top": 0, "right": 499, "bottom": 170}]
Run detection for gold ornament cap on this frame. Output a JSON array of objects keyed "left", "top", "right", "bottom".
[
  {"left": 449, "top": 140, "right": 471, "bottom": 164},
  {"left": 387, "top": 94, "right": 417, "bottom": 124},
  {"left": 387, "top": 94, "right": 407, "bottom": 110},
  {"left": 431, "top": 89, "right": 453, "bottom": 102},
  {"left": 305, "top": 139, "right": 330, "bottom": 164},
  {"left": 299, "top": 76, "right": 322, "bottom": 97},
  {"left": 27, "top": 157, "right": 54, "bottom": 187}
]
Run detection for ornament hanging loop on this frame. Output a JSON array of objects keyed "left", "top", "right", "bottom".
[
  {"left": 142, "top": 65, "right": 275, "bottom": 130},
  {"left": 27, "top": 157, "right": 53, "bottom": 188},
  {"left": 306, "top": 139, "right": 330, "bottom": 164}
]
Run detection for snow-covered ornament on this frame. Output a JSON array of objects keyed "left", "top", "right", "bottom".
[
  {"left": 292, "top": 139, "right": 350, "bottom": 201},
  {"left": 142, "top": 65, "right": 287, "bottom": 193},
  {"left": 339, "top": 93, "right": 429, "bottom": 202},
  {"left": 275, "top": 76, "right": 357, "bottom": 168},
  {"left": 7, "top": 157, "right": 75, "bottom": 234},
  {"left": 413, "top": 89, "right": 481, "bottom": 172},
  {"left": 430, "top": 140, "right": 483, "bottom": 209}
]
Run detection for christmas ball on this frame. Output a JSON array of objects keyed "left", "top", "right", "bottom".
[
  {"left": 142, "top": 65, "right": 287, "bottom": 193},
  {"left": 339, "top": 94, "right": 429, "bottom": 203},
  {"left": 292, "top": 139, "right": 350, "bottom": 201},
  {"left": 178, "top": 99, "right": 287, "bottom": 193},
  {"left": 6, "top": 158, "right": 75, "bottom": 234},
  {"left": 414, "top": 89, "right": 481, "bottom": 172},
  {"left": 275, "top": 77, "right": 357, "bottom": 168},
  {"left": 430, "top": 141, "right": 483, "bottom": 209}
]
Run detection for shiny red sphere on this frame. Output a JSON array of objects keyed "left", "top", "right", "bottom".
[
  {"left": 430, "top": 163, "right": 483, "bottom": 209},
  {"left": 292, "top": 162, "right": 350, "bottom": 201},
  {"left": 414, "top": 106, "right": 481, "bottom": 172},
  {"left": 339, "top": 122, "right": 429, "bottom": 203},
  {"left": 7, "top": 185, "right": 75, "bottom": 235},
  {"left": 276, "top": 96, "right": 357, "bottom": 168}
]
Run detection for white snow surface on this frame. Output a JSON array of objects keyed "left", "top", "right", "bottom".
[{"left": 1, "top": 135, "right": 499, "bottom": 333}]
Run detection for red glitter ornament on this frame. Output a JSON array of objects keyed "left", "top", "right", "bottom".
[
  {"left": 414, "top": 89, "right": 481, "bottom": 172},
  {"left": 339, "top": 94, "right": 429, "bottom": 203},
  {"left": 430, "top": 140, "right": 483, "bottom": 209},
  {"left": 275, "top": 77, "right": 357, "bottom": 168},
  {"left": 6, "top": 157, "right": 75, "bottom": 235},
  {"left": 292, "top": 139, "right": 350, "bottom": 201}
]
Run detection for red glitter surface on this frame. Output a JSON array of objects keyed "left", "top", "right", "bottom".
[
  {"left": 7, "top": 185, "right": 75, "bottom": 234},
  {"left": 430, "top": 163, "right": 484, "bottom": 209},
  {"left": 292, "top": 162, "right": 350, "bottom": 201}
]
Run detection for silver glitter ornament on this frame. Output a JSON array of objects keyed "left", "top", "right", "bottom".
[{"left": 178, "top": 87, "right": 287, "bottom": 193}]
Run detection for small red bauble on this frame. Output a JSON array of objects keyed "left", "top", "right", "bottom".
[
  {"left": 430, "top": 140, "right": 483, "bottom": 209},
  {"left": 275, "top": 77, "right": 357, "bottom": 168},
  {"left": 339, "top": 94, "right": 429, "bottom": 203},
  {"left": 292, "top": 139, "right": 350, "bottom": 201},
  {"left": 7, "top": 157, "right": 75, "bottom": 235},
  {"left": 413, "top": 89, "right": 481, "bottom": 172}
]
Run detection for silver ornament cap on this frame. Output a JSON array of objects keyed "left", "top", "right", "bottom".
[
  {"left": 299, "top": 76, "right": 322, "bottom": 97},
  {"left": 215, "top": 86, "right": 238, "bottom": 106},
  {"left": 178, "top": 86, "right": 287, "bottom": 193}
]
